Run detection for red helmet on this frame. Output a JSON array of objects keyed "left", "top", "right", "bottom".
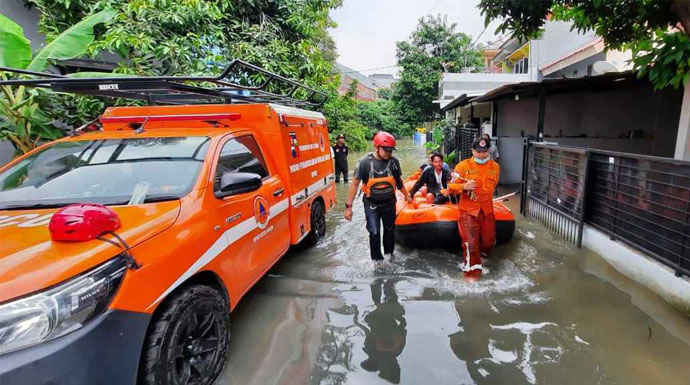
[
  {"left": 373, "top": 131, "right": 396, "bottom": 148},
  {"left": 49, "top": 203, "right": 121, "bottom": 242}
]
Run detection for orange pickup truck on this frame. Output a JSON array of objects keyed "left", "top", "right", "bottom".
[{"left": 0, "top": 63, "right": 335, "bottom": 385}]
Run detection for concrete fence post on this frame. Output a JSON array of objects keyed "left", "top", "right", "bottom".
[{"left": 675, "top": 80, "right": 690, "bottom": 160}]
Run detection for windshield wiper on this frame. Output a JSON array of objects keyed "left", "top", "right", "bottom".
[
  {"left": 0, "top": 202, "right": 73, "bottom": 210},
  {"left": 143, "top": 195, "right": 181, "bottom": 203},
  {"left": 0, "top": 200, "right": 130, "bottom": 211}
]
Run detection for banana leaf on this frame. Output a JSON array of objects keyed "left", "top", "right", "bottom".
[
  {"left": 27, "top": 9, "right": 117, "bottom": 72},
  {"left": 0, "top": 14, "right": 31, "bottom": 69},
  {"left": 0, "top": 13, "right": 26, "bottom": 38},
  {"left": 0, "top": 32, "right": 31, "bottom": 69},
  {"left": 66, "top": 72, "right": 136, "bottom": 78}
]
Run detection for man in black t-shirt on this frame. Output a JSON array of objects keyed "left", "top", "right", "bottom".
[
  {"left": 344, "top": 132, "right": 412, "bottom": 262},
  {"left": 332, "top": 134, "right": 349, "bottom": 183}
]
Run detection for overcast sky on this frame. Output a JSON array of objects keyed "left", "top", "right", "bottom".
[{"left": 329, "top": 0, "right": 498, "bottom": 77}]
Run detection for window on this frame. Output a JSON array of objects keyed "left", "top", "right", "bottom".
[
  {"left": 215, "top": 135, "right": 269, "bottom": 190},
  {"left": 513, "top": 57, "right": 529, "bottom": 74},
  {"left": 0, "top": 137, "right": 210, "bottom": 209}
]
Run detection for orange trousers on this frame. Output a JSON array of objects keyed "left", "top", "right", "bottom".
[{"left": 458, "top": 210, "right": 496, "bottom": 275}]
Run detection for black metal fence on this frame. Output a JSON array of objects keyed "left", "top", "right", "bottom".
[
  {"left": 439, "top": 123, "right": 481, "bottom": 164},
  {"left": 522, "top": 142, "right": 690, "bottom": 277},
  {"left": 456, "top": 126, "right": 480, "bottom": 161},
  {"left": 586, "top": 151, "right": 690, "bottom": 277},
  {"left": 522, "top": 143, "right": 588, "bottom": 245}
]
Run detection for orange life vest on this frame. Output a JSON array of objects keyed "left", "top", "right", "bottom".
[
  {"left": 361, "top": 154, "right": 397, "bottom": 202},
  {"left": 448, "top": 158, "right": 500, "bottom": 216}
]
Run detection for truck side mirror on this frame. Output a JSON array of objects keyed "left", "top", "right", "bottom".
[{"left": 217, "top": 172, "right": 262, "bottom": 197}]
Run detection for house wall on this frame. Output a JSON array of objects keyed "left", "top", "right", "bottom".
[
  {"left": 542, "top": 82, "right": 682, "bottom": 157},
  {"left": 493, "top": 97, "right": 538, "bottom": 184},
  {"left": 495, "top": 97, "right": 539, "bottom": 137},
  {"left": 456, "top": 102, "right": 492, "bottom": 126},
  {"left": 547, "top": 52, "right": 606, "bottom": 79},
  {"left": 0, "top": 0, "right": 44, "bottom": 49},
  {"left": 493, "top": 79, "right": 682, "bottom": 184},
  {"left": 532, "top": 20, "right": 599, "bottom": 70},
  {"left": 438, "top": 72, "right": 531, "bottom": 109},
  {"left": 338, "top": 74, "right": 377, "bottom": 101},
  {"left": 496, "top": 137, "right": 524, "bottom": 184},
  {"left": 472, "top": 103, "right": 491, "bottom": 122}
]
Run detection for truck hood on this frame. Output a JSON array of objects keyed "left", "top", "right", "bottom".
[{"left": 0, "top": 201, "right": 180, "bottom": 303}]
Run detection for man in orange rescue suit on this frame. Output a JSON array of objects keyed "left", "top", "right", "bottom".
[
  {"left": 344, "top": 132, "right": 412, "bottom": 262},
  {"left": 443, "top": 137, "right": 500, "bottom": 278}
]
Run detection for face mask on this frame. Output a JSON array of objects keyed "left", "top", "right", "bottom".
[{"left": 474, "top": 156, "right": 489, "bottom": 165}]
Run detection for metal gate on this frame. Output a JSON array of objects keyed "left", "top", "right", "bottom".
[
  {"left": 456, "top": 125, "right": 480, "bottom": 161},
  {"left": 522, "top": 142, "right": 588, "bottom": 246}
]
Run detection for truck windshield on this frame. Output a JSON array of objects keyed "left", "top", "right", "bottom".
[{"left": 0, "top": 137, "right": 210, "bottom": 210}]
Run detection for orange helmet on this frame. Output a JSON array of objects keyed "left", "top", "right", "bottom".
[{"left": 373, "top": 131, "right": 396, "bottom": 148}]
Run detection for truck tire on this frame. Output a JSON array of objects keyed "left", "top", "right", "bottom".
[
  {"left": 302, "top": 199, "right": 326, "bottom": 247},
  {"left": 139, "top": 285, "right": 230, "bottom": 385}
]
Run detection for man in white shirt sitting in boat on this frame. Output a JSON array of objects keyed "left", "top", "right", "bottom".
[{"left": 409, "top": 152, "right": 451, "bottom": 204}]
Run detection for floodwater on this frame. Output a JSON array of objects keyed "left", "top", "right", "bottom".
[{"left": 217, "top": 140, "right": 690, "bottom": 385}]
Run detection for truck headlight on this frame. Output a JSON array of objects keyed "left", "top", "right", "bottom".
[{"left": 0, "top": 257, "right": 127, "bottom": 355}]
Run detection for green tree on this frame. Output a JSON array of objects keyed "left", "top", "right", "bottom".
[
  {"left": 477, "top": 0, "right": 690, "bottom": 90},
  {"left": 323, "top": 77, "right": 356, "bottom": 133},
  {"left": 377, "top": 87, "right": 393, "bottom": 100},
  {"left": 27, "top": 0, "right": 341, "bottom": 81},
  {"left": 393, "top": 14, "right": 483, "bottom": 127},
  {"left": 356, "top": 99, "right": 412, "bottom": 138},
  {"left": 18, "top": 0, "right": 341, "bottom": 129},
  {"left": 323, "top": 76, "right": 369, "bottom": 150},
  {"left": 336, "top": 119, "right": 368, "bottom": 151},
  {"left": 0, "top": 9, "right": 116, "bottom": 153}
]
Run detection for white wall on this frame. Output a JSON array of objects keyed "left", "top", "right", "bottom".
[
  {"left": 497, "top": 137, "right": 524, "bottom": 184},
  {"left": 582, "top": 225, "right": 690, "bottom": 315},
  {"left": 438, "top": 72, "right": 531, "bottom": 109},
  {"left": 532, "top": 20, "right": 599, "bottom": 70},
  {"left": 548, "top": 52, "right": 606, "bottom": 78}
]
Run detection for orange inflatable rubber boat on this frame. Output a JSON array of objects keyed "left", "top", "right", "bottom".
[{"left": 395, "top": 176, "right": 515, "bottom": 249}]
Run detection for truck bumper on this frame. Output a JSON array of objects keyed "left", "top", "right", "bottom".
[{"left": 0, "top": 309, "right": 151, "bottom": 385}]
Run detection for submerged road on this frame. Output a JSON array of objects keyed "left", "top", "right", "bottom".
[{"left": 218, "top": 140, "right": 690, "bottom": 385}]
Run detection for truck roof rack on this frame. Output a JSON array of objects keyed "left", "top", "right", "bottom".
[{"left": 0, "top": 60, "right": 327, "bottom": 108}]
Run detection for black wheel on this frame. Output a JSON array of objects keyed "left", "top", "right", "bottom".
[
  {"left": 139, "top": 285, "right": 229, "bottom": 385},
  {"left": 302, "top": 199, "right": 326, "bottom": 247}
]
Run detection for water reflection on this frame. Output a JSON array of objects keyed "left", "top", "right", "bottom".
[
  {"left": 449, "top": 296, "right": 569, "bottom": 385},
  {"left": 312, "top": 308, "right": 355, "bottom": 385},
  {"left": 449, "top": 296, "right": 495, "bottom": 383},
  {"left": 356, "top": 279, "right": 407, "bottom": 384}
]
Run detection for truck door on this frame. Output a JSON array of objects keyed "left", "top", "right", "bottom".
[
  {"left": 211, "top": 134, "right": 289, "bottom": 295},
  {"left": 235, "top": 134, "right": 290, "bottom": 271}
]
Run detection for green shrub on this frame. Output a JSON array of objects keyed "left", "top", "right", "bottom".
[{"left": 335, "top": 120, "right": 368, "bottom": 151}]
